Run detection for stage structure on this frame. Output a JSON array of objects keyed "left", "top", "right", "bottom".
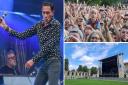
[{"left": 99, "top": 53, "right": 124, "bottom": 78}]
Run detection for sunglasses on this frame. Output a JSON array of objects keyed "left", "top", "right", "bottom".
[{"left": 8, "top": 56, "right": 16, "bottom": 60}]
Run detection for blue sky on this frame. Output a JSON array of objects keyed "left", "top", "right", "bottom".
[{"left": 65, "top": 43, "right": 128, "bottom": 70}]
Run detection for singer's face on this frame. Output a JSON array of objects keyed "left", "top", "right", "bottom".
[
  {"left": 7, "top": 53, "right": 16, "bottom": 67},
  {"left": 42, "top": 6, "right": 53, "bottom": 22}
]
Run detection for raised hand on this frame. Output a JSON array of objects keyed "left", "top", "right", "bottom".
[{"left": 0, "top": 17, "right": 7, "bottom": 29}]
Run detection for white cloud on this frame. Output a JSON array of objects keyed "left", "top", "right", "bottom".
[
  {"left": 79, "top": 55, "right": 98, "bottom": 68},
  {"left": 104, "top": 43, "right": 119, "bottom": 46},
  {"left": 68, "top": 43, "right": 117, "bottom": 69},
  {"left": 69, "top": 64, "right": 78, "bottom": 70},
  {"left": 124, "top": 59, "right": 128, "bottom": 63},
  {"left": 71, "top": 45, "right": 87, "bottom": 59},
  {"left": 79, "top": 55, "right": 95, "bottom": 63}
]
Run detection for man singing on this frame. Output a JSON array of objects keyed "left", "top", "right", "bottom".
[{"left": 0, "top": 2, "right": 61, "bottom": 85}]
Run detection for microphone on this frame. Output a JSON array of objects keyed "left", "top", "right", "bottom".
[
  {"left": 1, "top": 13, "right": 7, "bottom": 18},
  {"left": 0, "top": 12, "right": 8, "bottom": 22}
]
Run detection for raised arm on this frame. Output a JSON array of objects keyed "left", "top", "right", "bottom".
[{"left": 0, "top": 17, "right": 39, "bottom": 39}]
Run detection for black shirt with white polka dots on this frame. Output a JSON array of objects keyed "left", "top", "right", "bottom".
[{"left": 6, "top": 18, "right": 61, "bottom": 63}]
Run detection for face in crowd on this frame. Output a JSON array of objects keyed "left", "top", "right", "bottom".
[
  {"left": 7, "top": 53, "right": 16, "bottom": 68},
  {"left": 69, "top": 31, "right": 81, "bottom": 41},
  {"left": 120, "top": 26, "right": 128, "bottom": 41},
  {"left": 90, "top": 33, "right": 101, "bottom": 42},
  {"left": 65, "top": 19, "right": 71, "bottom": 30},
  {"left": 90, "top": 9, "right": 98, "bottom": 23},
  {"left": 84, "top": 25, "right": 93, "bottom": 36},
  {"left": 76, "top": 17, "right": 84, "bottom": 27}
]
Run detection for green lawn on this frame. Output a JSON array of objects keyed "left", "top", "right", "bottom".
[{"left": 65, "top": 79, "right": 128, "bottom": 85}]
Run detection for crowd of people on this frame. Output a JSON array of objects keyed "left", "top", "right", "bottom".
[{"left": 65, "top": 2, "right": 128, "bottom": 42}]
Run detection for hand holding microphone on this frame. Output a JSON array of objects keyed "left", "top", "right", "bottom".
[{"left": 0, "top": 12, "right": 8, "bottom": 29}]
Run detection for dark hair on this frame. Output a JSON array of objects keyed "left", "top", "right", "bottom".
[
  {"left": 7, "top": 50, "right": 15, "bottom": 56},
  {"left": 42, "top": 2, "right": 54, "bottom": 11}
]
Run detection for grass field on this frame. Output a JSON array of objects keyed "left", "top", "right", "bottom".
[{"left": 65, "top": 79, "right": 128, "bottom": 85}]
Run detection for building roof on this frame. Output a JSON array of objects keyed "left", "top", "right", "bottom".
[{"left": 99, "top": 53, "right": 123, "bottom": 62}]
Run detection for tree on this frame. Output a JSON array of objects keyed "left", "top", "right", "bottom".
[
  {"left": 77, "top": 65, "right": 88, "bottom": 72},
  {"left": 65, "top": 0, "right": 121, "bottom": 6},
  {"left": 85, "top": 0, "right": 102, "bottom": 6},
  {"left": 77, "top": 65, "right": 83, "bottom": 71},
  {"left": 101, "top": 0, "right": 121, "bottom": 6},
  {"left": 83, "top": 65, "right": 88, "bottom": 72},
  {"left": 65, "top": 58, "right": 69, "bottom": 71},
  {"left": 90, "top": 67, "right": 97, "bottom": 76}
]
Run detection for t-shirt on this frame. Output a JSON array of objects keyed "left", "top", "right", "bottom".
[
  {"left": 0, "top": 65, "right": 20, "bottom": 75},
  {"left": 0, "top": 76, "right": 3, "bottom": 85},
  {"left": 0, "top": 65, "right": 20, "bottom": 85}
]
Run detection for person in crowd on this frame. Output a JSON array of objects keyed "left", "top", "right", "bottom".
[
  {"left": 0, "top": 50, "right": 20, "bottom": 75},
  {"left": 83, "top": 25, "right": 94, "bottom": 41},
  {"left": 120, "top": 25, "right": 128, "bottom": 42},
  {"left": 87, "top": 30, "right": 106, "bottom": 42}
]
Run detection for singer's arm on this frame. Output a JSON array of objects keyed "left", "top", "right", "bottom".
[
  {"left": 32, "top": 21, "right": 61, "bottom": 63},
  {"left": 3, "top": 23, "right": 39, "bottom": 40}
]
